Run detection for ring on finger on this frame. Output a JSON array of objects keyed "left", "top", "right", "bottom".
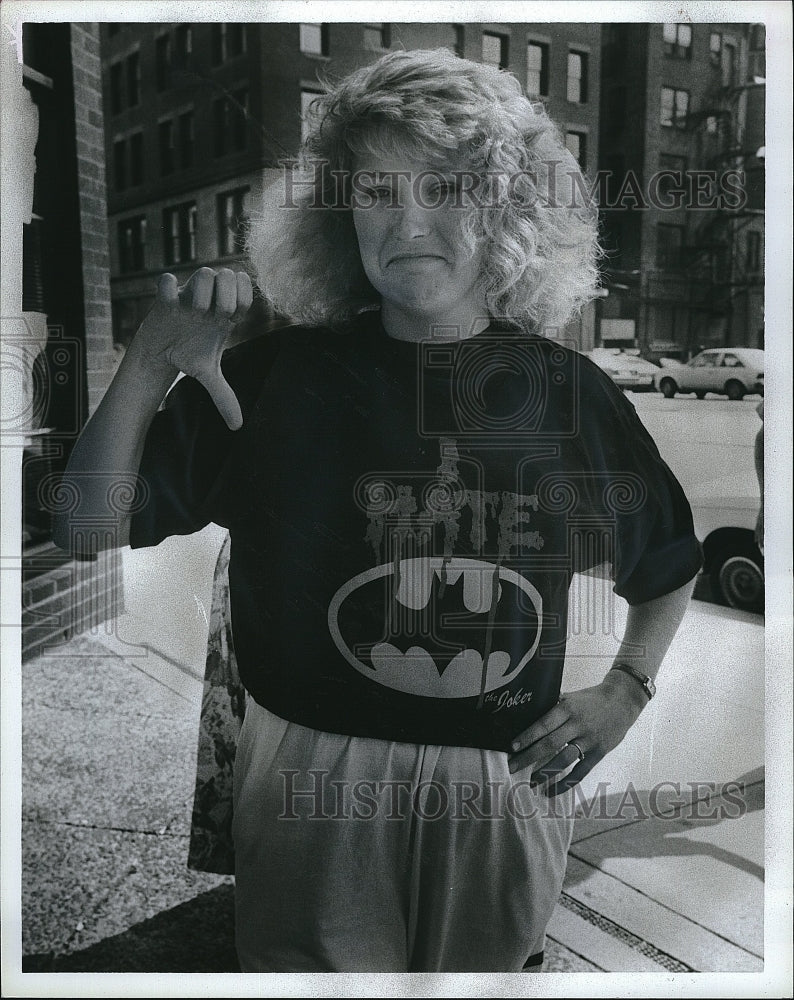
[{"left": 561, "top": 740, "right": 585, "bottom": 763}]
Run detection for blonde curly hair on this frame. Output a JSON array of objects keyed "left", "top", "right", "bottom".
[{"left": 246, "top": 47, "right": 600, "bottom": 333}]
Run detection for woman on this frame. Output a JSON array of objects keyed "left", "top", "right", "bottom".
[{"left": 54, "top": 49, "right": 702, "bottom": 972}]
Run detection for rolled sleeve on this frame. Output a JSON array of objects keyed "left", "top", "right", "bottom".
[{"left": 580, "top": 360, "right": 704, "bottom": 606}]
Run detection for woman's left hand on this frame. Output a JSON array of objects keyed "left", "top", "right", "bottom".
[{"left": 507, "top": 670, "right": 649, "bottom": 796}]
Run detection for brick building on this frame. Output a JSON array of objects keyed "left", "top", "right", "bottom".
[
  {"left": 598, "top": 21, "right": 765, "bottom": 358},
  {"left": 9, "top": 23, "right": 120, "bottom": 659},
  {"left": 101, "top": 20, "right": 602, "bottom": 350}
]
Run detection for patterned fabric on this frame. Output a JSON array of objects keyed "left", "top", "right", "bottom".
[{"left": 187, "top": 533, "right": 245, "bottom": 874}]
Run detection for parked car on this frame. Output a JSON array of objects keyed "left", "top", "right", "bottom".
[
  {"left": 585, "top": 349, "right": 660, "bottom": 391},
  {"left": 653, "top": 348, "right": 764, "bottom": 400},
  {"left": 635, "top": 399, "right": 764, "bottom": 615},
  {"left": 687, "top": 468, "right": 764, "bottom": 614}
]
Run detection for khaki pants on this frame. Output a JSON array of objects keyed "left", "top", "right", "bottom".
[{"left": 233, "top": 699, "right": 574, "bottom": 972}]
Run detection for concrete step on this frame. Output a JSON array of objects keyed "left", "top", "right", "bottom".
[
  {"left": 546, "top": 898, "right": 673, "bottom": 972},
  {"left": 548, "top": 854, "right": 763, "bottom": 972}
]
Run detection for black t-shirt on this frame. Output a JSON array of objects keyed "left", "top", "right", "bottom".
[{"left": 130, "top": 313, "right": 702, "bottom": 751}]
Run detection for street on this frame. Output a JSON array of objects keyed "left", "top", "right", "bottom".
[{"left": 627, "top": 392, "right": 762, "bottom": 489}]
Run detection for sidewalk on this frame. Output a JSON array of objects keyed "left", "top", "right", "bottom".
[{"left": 16, "top": 531, "right": 765, "bottom": 976}]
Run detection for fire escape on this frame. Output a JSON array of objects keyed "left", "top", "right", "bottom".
[{"left": 683, "top": 32, "right": 765, "bottom": 351}]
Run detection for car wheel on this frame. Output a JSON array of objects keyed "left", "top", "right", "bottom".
[
  {"left": 659, "top": 378, "right": 678, "bottom": 399},
  {"left": 695, "top": 391, "right": 706, "bottom": 399},
  {"left": 711, "top": 542, "right": 764, "bottom": 614},
  {"left": 725, "top": 379, "right": 745, "bottom": 401}
]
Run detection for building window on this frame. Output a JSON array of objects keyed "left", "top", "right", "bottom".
[
  {"left": 452, "top": 24, "right": 464, "bottom": 57},
  {"left": 175, "top": 24, "right": 193, "bottom": 64},
  {"left": 129, "top": 131, "right": 144, "bottom": 186},
  {"left": 746, "top": 231, "right": 761, "bottom": 272},
  {"left": 211, "top": 24, "right": 223, "bottom": 64},
  {"left": 212, "top": 23, "right": 247, "bottom": 64},
  {"left": 567, "top": 50, "right": 588, "bottom": 103},
  {"left": 118, "top": 216, "right": 146, "bottom": 273},
  {"left": 300, "top": 88, "right": 323, "bottom": 144},
  {"left": 178, "top": 110, "right": 194, "bottom": 168},
  {"left": 660, "top": 86, "right": 689, "bottom": 128},
  {"left": 565, "top": 131, "right": 587, "bottom": 170},
  {"left": 159, "top": 119, "right": 175, "bottom": 175},
  {"left": 213, "top": 90, "right": 248, "bottom": 156},
  {"left": 232, "top": 89, "right": 248, "bottom": 149},
  {"left": 710, "top": 246, "right": 729, "bottom": 283},
  {"left": 662, "top": 23, "right": 692, "bottom": 59},
  {"left": 109, "top": 61, "right": 123, "bottom": 115},
  {"left": 709, "top": 32, "right": 721, "bottom": 67},
  {"left": 113, "top": 138, "right": 126, "bottom": 191},
  {"left": 364, "top": 23, "right": 390, "bottom": 50},
  {"left": 217, "top": 187, "right": 250, "bottom": 256},
  {"left": 114, "top": 134, "right": 144, "bottom": 189},
  {"left": 163, "top": 202, "right": 197, "bottom": 265},
  {"left": 155, "top": 34, "right": 171, "bottom": 91},
  {"left": 108, "top": 24, "right": 121, "bottom": 37},
  {"left": 748, "top": 34, "right": 765, "bottom": 80},
  {"left": 228, "top": 24, "right": 247, "bottom": 57},
  {"left": 723, "top": 41, "right": 736, "bottom": 87},
  {"left": 300, "top": 23, "right": 328, "bottom": 56},
  {"left": 657, "top": 223, "right": 684, "bottom": 268},
  {"left": 212, "top": 98, "right": 226, "bottom": 156},
  {"left": 657, "top": 153, "right": 686, "bottom": 202},
  {"left": 526, "top": 41, "right": 549, "bottom": 98},
  {"left": 482, "top": 31, "right": 508, "bottom": 69},
  {"left": 126, "top": 51, "right": 140, "bottom": 107}
]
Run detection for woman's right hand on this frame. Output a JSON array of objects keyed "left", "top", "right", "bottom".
[{"left": 130, "top": 267, "right": 254, "bottom": 430}]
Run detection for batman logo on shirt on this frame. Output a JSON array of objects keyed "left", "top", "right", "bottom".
[{"left": 327, "top": 557, "right": 543, "bottom": 700}]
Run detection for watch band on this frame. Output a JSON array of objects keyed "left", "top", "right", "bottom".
[{"left": 609, "top": 662, "right": 656, "bottom": 701}]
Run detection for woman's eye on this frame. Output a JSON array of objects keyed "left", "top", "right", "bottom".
[{"left": 428, "top": 180, "right": 457, "bottom": 198}]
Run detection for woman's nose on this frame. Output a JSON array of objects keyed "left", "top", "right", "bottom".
[{"left": 392, "top": 181, "right": 432, "bottom": 239}]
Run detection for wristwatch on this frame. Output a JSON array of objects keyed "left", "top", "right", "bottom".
[{"left": 609, "top": 662, "right": 656, "bottom": 701}]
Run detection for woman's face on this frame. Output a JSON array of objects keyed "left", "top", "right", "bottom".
[{"left": 351, "top": 150, "right": 488, "bottom": 340}]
